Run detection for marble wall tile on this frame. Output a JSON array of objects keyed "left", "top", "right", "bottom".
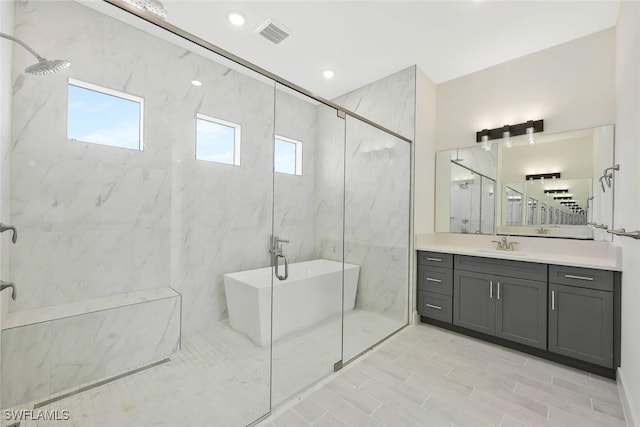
[{"left": 333, "top": 67, "right": 416, "bottom": 141}]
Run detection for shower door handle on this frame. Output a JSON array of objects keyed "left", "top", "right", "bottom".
[{"left": 275, "top": 253, "right": 289, "bottom": 281}]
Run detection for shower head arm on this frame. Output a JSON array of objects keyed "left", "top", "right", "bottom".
[{"left": 0, "top": 32, "right": 45, "bottom": 61}]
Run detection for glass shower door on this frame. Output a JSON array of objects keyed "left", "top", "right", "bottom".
[
  {"left": 270, "top": 84, "right": 345, "bottom": 406},
  {"left": 342, "top": 115, "right": 410, "bottom": 362}
]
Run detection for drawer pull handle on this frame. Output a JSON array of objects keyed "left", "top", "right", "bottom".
[
  {"left": 497, "top": 282, "right": 501, "bottom": 300},
  {"left": 489, "top": 280, "right": 493, "bottom": 299},
  {"left": 426, "top": 278, "right": 442, "bottom": 283},
  {"left": 564, "top": 274, "right": 594, "bottom": 281},
  {"left": 426, "top": 304, "right": 442, "bottom": 310},
  {"left": 426, "top": 257, "right": 442, "bottom": 262},
  {"left": 552, "top": 290, "right": 556, "bottom": 310}
]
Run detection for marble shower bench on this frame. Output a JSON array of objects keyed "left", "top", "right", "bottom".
[{"left": 2, "top": 287, "right": 181, "bottom": 407}]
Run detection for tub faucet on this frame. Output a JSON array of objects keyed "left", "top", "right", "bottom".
[
  {"left": 0, "top": 223, "right": 17, "bottom": 244},
  {"left": 0, "top": 280, "right": 16, "bottom": 300}
]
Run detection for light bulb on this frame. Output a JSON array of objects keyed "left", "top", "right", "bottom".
[
  {"left": 481, "top": 134, "right": 490, "bottom": 151},
  {"left": 503, "top": 130, "right": 511, "bottom": 148},
  {"left": 527, "top": 126, "right": 535, "bottom": 144}
]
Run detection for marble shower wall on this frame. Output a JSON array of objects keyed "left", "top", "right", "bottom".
[
  {"left": 319, "top": 68, "right": 415, "bottom": 321},
  {"left": 11, "top": 1, "right": 317, "bottom": 331}
]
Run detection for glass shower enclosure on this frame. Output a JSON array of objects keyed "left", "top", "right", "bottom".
[{"left": 0, "top": 1, "right": 411, "bottom": 425}]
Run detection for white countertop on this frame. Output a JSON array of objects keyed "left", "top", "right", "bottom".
[{"left": 416, "top": 233, "right": 622, "bottom": 271}]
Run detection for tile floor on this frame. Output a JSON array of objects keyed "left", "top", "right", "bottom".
[{"left": 265, "top": 323, "right": 626, "bottom": 427}]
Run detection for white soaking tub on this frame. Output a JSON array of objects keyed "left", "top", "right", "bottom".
[{"left": 223, "top": 259, "right": 359, "bottom": 346}]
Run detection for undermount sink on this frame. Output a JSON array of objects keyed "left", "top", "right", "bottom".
[{"left": 475, "top": 249, "right": 528, "bottom": 257}]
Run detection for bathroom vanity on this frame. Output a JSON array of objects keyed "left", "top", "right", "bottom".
[{"left": 415, "top": 235, "right": 621, "bottom": 379}]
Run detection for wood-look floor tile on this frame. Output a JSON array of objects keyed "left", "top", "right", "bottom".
[
  {"left": 359, "top": 376, "right": 453, "bottom": 427},
  {"left": 423, "top": 396, "right": 498, "bottom": 427},
  {"left": 551, "top": 376, "right": 622, "bottom": 407},
  {"left": 447, "top": 367, "right": 517, "bottom": 393},
  {"left": 469, "top": 388, "right": 560, "bottom": 426},
  {"left": 353, "top": 363, "right": 429, "bottom": 405},
  {"left": 372, "top": 405, "right": 415, "bottom": 427},
  {"left": 309, "top": 387, "right": 382, "bottom": 427},
  {"left": 273, "top": 408, "right": 312, "bottom": 427},
  {"left": 362, "top": 353, "right": 413, "bottom": 381},
  {"left": 313, "top": 412, "right": 348, "bottom": 427},
  {"left": 548, "top": 405, "right": 626, "bottom": 427},
  {"left": 592, "top": 399, "right": 626, "bottom": 420},
  {"left": 325, "top": 377, "right": 381, "bottom": 415}
]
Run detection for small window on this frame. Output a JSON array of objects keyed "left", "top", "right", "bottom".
[
  {"left": 67, "top": 78, "right": 143, "bottom": 150},
  {"left": 274, "top": 135, "right": 302, "bottom": 176},
  {"left": 196, "top": 114, "right": 241, "bottom": 166}
]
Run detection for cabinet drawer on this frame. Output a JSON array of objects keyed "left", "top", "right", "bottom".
[
  {"left": 418, "top": 265, "right": 452, "bottom": 296},
  {"left": 455, "top": 255, "right": 547, "bottom": 282},
  {"left": 418, "top": 251, "right": 453, "bottom": 268},
  {"left": 417, "top": 291, "right": 452, "bottom": 323},
  {"left": 549, "top": 265, "right": 614, "bottom": 292}
]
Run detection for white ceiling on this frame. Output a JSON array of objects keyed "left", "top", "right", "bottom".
[{"left": 161, "top": 1, "right": 620, "bottom": 99}]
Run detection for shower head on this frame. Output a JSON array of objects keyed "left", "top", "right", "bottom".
[
  {"left": 25, "top": 58, "right": 70, "bottom": 75},
  {"left": 122, "top": 0, "right": 168, "bottom": 19},
  {"left": 0, "top": 32, "right": 70, "bottom": 76}
]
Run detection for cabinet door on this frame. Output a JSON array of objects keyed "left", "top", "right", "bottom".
[
  {"left": 549, "top": 283, "right": 613, "bottom": 368},
  {"left": 453, "top": 270, "right": 495, "bottom": 335},
  {"left": 495, "top": 277, "right": 547, "bottom": 349}
]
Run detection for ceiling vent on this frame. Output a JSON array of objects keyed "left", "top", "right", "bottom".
[{"left": 256, "top": 19, "right": 290, "bottom": 45}]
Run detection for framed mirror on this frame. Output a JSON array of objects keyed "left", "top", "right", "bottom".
[{"left": 435, "top": 125, "right": 615, "bottom": 240}]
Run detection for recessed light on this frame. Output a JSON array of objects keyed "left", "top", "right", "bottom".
[
  {"left": 323, "top": 70, "right": 335, "bottom": 79},
  {"left": 228, "top": 12, "right": 245, "bottom": 26},
  {"left": 191, "top": 80, "right": 202, "bottom": 86}
]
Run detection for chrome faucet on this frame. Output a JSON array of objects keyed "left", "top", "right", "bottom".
[
  {"left": 536, "top": 227, "right": 549, "bottom": 234},
  {"left": 492, "top": 236, "right": 519, "bottom": 251}
]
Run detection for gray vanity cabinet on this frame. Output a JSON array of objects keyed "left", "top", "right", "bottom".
[
  {"left": 453, "top": 268, "right": 547, "bottom": 349},
  {"left": 548, "top": 266, "right": 614, "bottom": 368},
  {"left": 453, "top": 270, "right": 495, "bottom": 334},
  {"left": 494, "top": 277, "right": 547, "bottom": 349},
  {"left": 417, "top": 252, "right": 454, "bottom": 323}
]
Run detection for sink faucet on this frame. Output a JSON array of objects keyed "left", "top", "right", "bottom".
[
  {"left": 536, "top": 227, "right": 549, "bottom": 234},
  {"left": 492, "top": 236, "right": 519, "bottom": 251}
]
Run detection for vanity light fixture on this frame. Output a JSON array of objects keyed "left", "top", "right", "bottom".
[
  {"left": 553, "top": 196, "right": 572, "bottom": 200},
  {"left": 544, "top": 189, "right": 569, "bottom": 194},
  {"left": 526, "top": 172, "right": 561, "bottom": 181},
  {"left": 476, "top": 119, "right": 543, "bottom": 145}
]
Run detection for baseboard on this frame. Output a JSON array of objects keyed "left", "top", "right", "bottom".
[{"left": 618, "top": 368, "right": 639, "bottom": 427}]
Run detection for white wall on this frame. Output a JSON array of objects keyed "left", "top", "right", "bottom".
[
  {"left": 614, "top": 2, "right": 640, "bottom": 425},
  {"left": 436, "top": 28, "right": 616, "bottom": 151}
]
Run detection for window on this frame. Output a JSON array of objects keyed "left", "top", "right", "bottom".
[
  {"left": 67, "top": 78, "right": 143, "bottom": 150},
  {"left": 196, "top": 114, "right": 241, "bottom": 166},
  {"left": 274, "top": 135, "right": 302, "bottom": 175}
]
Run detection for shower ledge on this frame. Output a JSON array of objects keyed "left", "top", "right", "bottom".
[{"left": 4, "top": 287, "right": 179, "bottom": 330}]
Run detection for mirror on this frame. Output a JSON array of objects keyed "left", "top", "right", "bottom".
[{"left": 435, "top": 125, "right": 615, "bottom": 240}]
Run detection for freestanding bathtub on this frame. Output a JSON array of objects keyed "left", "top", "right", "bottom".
[{"left": 224, "top": 259, "right": 360, "bottom": 346}]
